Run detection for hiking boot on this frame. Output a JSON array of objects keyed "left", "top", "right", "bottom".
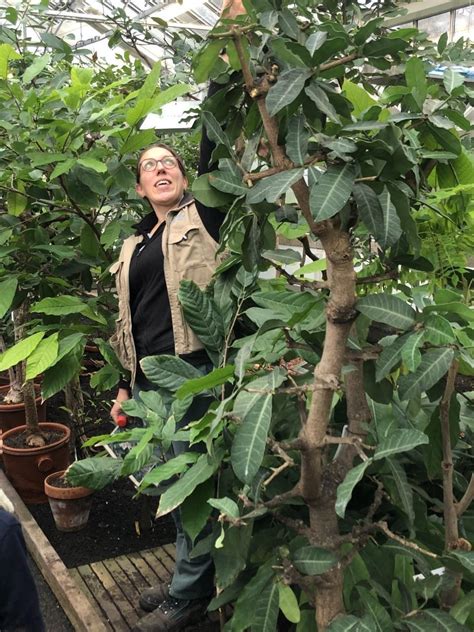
[
  {"left": 139, "top": 583, "right": 171, "bottom": 612},
  {"left": 132, "top": 596, "right": 208, "bottom": 632}
]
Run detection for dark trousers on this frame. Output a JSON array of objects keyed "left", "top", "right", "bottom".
[{"left": 133, "top": 364, "right": 214, "bottom": 600}]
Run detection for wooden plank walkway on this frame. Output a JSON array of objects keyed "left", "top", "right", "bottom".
[{"left": 70, "top": 546, "right": 221, "bottom": 631}]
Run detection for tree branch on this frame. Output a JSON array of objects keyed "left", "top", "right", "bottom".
[
  {"left": 376, "top": 521, "right": 438, "bottom": 559},
  {"left": 356, "top": 270, "right": 398, "bottom": 285},
  {"left": 455, "top": 474, "right": 474, "bottom": 518}
]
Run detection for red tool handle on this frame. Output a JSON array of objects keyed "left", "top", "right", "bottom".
[{"left": 116, "top": 413, "right": 128, "bottom": 428}]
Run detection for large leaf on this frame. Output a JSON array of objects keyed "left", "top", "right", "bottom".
[
  {"left": 378, "top": 187, "right": 402, "bottom": 249},
  {"left": 214, "top": 523, "right": 253, "bottom": 591},
  {"left": 41, "top": 350, "right": 83, "bottom": 400},
  {"left": 374, "top": 429, "right": 428, "bottom": 460},
  {"left": 278, "top": 583, "right": 300, "bottom": 624},
  {"left": 32, "top": 296, "right": 105, "bottom": 324},
  {"left": 25, "top": 333, "right": 59, "bottom": 381},
  {"left": 0, "top": 277, "right": 17, "bottom": 319},
  {"left": 398, "top": 348, "right": 455, "bottom": 401},
  {"left": 357, "top": 294, "right": 416, "bottom": 331},
  {"left": 265, "top": 69, "right": 310, "bottom": 116},
  {"left": 335, "top": 460, "right": 372, "bottom": 518},
  {"left": 181, "top": 478, "right": 214, "bottom": 543},
  {"left": 423, "top": 314, "right": 455, "bottom": 346},
  {"left": 140, "top": 354, "right": 202, "bottom": 391},
  {"left": 286, "top": 114, "right": 309, "bottom": 165},
  {"left": 176, "top": 365, "right": 235, "bottom": 399},
  {"left": 202, "top": 111, "right": 231, "bottom": 151},
  {"left": 156, "top": 452, "right": 220, "bottom": 517},
  {"left": 0, "top": 332, "right": 45, "bottom": 372},
  {"left": 292, "top": 546, "right": 338, "bottom": 575},
  {"left": 446, "top": 551, "right": 474, "bottom": 575},
  {"left": 310, "top": 164, "right": 356, "bottom": 222},
  {"left": 443, "top": 69, "right": 464, "bottom": 95},
  {"left": 327, "top": 615, "right": 373, "bottom": 632},
  {"left": 208, "top": 171, "right": 247, "bottom": 197},
  {"left": 406, "top": 609, "right": 469, "bottom": 631},
  {"left": 252, "top": 581, "right": 279, "bottom": 632},
  {"left": 246, "top": 168, "right": 304, "bottom": 204},
  {"left": 67, "top": 456, "right": 122, "bottom": 490},
  {"left": 23, "top": 52, "right": 51, "bottom": 83},
  {"left": 400, "top": 331, "right": 424, "bottom": 373},
  {"left": 386, "top": 458, "right": 414, "bottom": 526},
  {"left": 178, "top": 279, "right": 224, "bottom": 365},
  {"left": 305, "top": 81, "right": 340, "bottom": 123},
  {"left": 353, "top": 183, "right": 382, "bottom": 238},
  {"left": 139, "top": 453, "right": 198, "bottom": 490},
  {"left": 375, "top": 334, "right": 407, "bottom": 382}
]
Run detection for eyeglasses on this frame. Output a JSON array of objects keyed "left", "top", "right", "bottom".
[{"left": 139, "top": 156, "right": 179, "bottom": 172}]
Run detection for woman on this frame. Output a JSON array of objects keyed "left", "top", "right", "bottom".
[{"left": 109, "top": 3, "right": 245, "bottom": 630}]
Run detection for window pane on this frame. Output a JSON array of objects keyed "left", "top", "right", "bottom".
[
  {"left": 418, "top": 12, "right": 450, "bottom": 42},
  {"left": 455, "top": 6, "right": 474, "bottom": 41}
]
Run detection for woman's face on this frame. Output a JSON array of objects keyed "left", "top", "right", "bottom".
[{"left": 135, "top": 146, "right": 188, "bottom": 213}]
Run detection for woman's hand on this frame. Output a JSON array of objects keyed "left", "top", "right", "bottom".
[
  {"left": 221, "top": 0, "right": 246, "bottom": 20},
  {"left": 110, "top": 388, "right": 130, "bottom": 425}
]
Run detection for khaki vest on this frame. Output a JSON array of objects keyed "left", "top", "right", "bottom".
[{"left": 109, "top": 200, "right": 221, "bottom": 386}]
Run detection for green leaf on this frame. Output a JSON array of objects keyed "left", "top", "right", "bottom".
[
  {"left": 23, "top": 53, "right": 51, "bottom": 83},
  {"left": 423, "top": 314, "right": 455, "bottom": 346},
  {"left": 327, "top": 615, "right": 371, "bottom": 631},
  {"left": 378, "top": 187, "right": 402, "bottom": 249},
  {"left": 121, "top": 428, "right": 154, "bottom": 477},
  {"left": 156, "top": 452, "right": 220, "bottom": 517},
  {"left": 50, "top": 159, "right": 75, "bottom": 180},
  {"left": 374, "top": 429, "right": 428, "bottom": 460},
  {"left": 7, "top": 185, "right": 27, "bottom": 216},
  {"left": 208, "top": 171, "right": 247, "bottom": 197},
  {"left": 0, "top": 332, "right": 45, "bottom": 372},
  {"left": 305, "top": 82, "right": 340, "bottom": 123},
  {"left": 353, "top": 183, "right": 382, "bottom": 237},
  {"left": 247, "top": 168, "right": 304, "bottom": 204},
  {"left": 192, "top": 39, "right": 226, "bottom": 83},
  {"left": 398, "top": 348, "right": 455, "bottom": 401},
  {"left": 33, "top": 295, "right": 88, "bottom": 316},
  {"left": 278, "top": 583, "right": 300, "bottom": 624},
  {"left": 343, "top": 80, "right": 377, "bottom": 117},
  {"left": 363, "top": 37, "right": 406, "bottom": 58},
  {"left": 77, "top": 157, "right": 108, "bottom": 173},
  {"left": 181, "top": 478, "right": 213, "bottom": 542},
  {"left": 208, "top": 497, "right": 240, "bottom": 519},
  {"left": 292, "top": 546, "right": 338, "bottom": 575},
  {"left": 429, "top": 126, "right": 461, "bottom": 156},
  {"left": 450, "top": 592, "right": 474, "bottom": 626},
  {"left": 357, "top": 294, "right": 416, "bottom": 331},
  {"left": 252, "top": 581, "right": 279, "bottom": 632},
  {"left": 406, "top": 609, "right": 469, "bottom": 631},
  {"left": 178, "top": 279, "right": 224, "bottom": 365},
  {"left": 386, "top": 458, "right": 414, "bottom": 526},
  {"left": 119, "top": 129, "right": 157, "bottom": 156},
  {"left": 192, "top": 174, "right": 234, "bottom": 208},
  {"left": 67, "top": 456, "right": 122, "bottom": 490},
  {"left": 306, "top": 31, "right": 328, "bottom": 55},
  {"left": 423, "top": 302, "right": 474, "bottom": 324},
  {"left": 443, "top": 69, "right": 464, "bottom": 95},
  {"left": 214, "top": 523, "right": 253, "bottom": 590},
  {"left": 400, "top": 332, "right": 424, "bottom": 373},
  {"left": 446, "top": 551, "right": 474, "bottom": 575},
  {"left": 0, "top": 277, "right": 17, "bottom": 318},
  {"left": 139, "top": 453, "right": 198, "bottom": 490},
  {"left": 41, "top": 350, "right": 82, "bottom": 400},
  {"left": 266, "top": 69, "right": 311, "bottom": 117},
  {"left": 231, "top": 370, "right": 286, "bottom": 484},
  {"left": 140, "top": 354, "right": 202, "bottom": 391},
  {"left": 310, "top": 164, "right": 356, "bottom": 222},
  {"left": 405, "top": 57, "right": 427, "bottom": 108},
  {"left": 25, "top": 333, "right": 59, "bottom": 381},
  {"left": 137, "top": 60, "right": 161, "bottom": 99},
  {"left": 0, "top": 43, "right": 21, "bottom": 80},
  {"left": 286, "top": 114, "right": 309, "bottom": 165},
  {"left": 176, "top": 365, "right": 235, "bottom": 399},
  {"left": 262, "top": 248, "right": 301, "bottom": 265},
  {"left": 202, "top": 111, "right": 231, "bottom": 151},
  {"left": 336, "top": 460, "right": 372, "bottom": 518}
]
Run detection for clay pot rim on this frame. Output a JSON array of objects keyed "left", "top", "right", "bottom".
[
  {"left": 1, "top": 422, "right": 71, "bottom": 456},
  {"left": 0, "top": 383, "right": 45, "bottom": 412},
  {"left": 44, "top": 469, "right": 94, "bottom": 499}
]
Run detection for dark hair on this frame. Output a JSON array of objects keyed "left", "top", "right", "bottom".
[{"left": 136, "top": 143, "right": 187, "bottom": 183}]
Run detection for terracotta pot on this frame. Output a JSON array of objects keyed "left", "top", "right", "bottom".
[
  {"left": 44, "top": 469, "right": 94, "bottom": 532},
  {"left": 2, "top": 423, "right": 71, "bottom": 504},
  {"left": 0, "top": 384, "right": 47, "bottom": 432}
]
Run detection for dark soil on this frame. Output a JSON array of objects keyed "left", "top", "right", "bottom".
[
  {"left": 3, "top": 429, "right": 64, "bottom": 449},
  {"left": 46, "top": 473, "right": 73, "bottom": 489},
  {"left": 29, "top": 477, "right": 176, "bottom": 568},
  {"left": 24, "top": 371, "right": 176, "bottom": 569}
]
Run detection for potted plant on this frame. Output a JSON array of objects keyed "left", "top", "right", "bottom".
[{"left": 44, "top": 467, "right": 94, "bottom": 532}]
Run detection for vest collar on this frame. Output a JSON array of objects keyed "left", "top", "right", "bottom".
[{"left": 134, "top": 192, "right": 195, "bottom": 235}]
